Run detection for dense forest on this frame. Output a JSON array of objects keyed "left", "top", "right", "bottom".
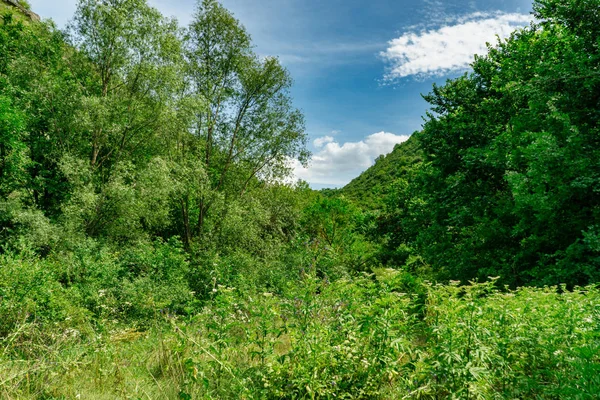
[{"left": 0, "top": 0, "right": 599, "bottom": 398}]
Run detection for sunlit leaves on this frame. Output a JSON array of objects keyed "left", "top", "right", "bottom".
[{"left": 387, "top": 0, "right": 600, "bottom": 286}]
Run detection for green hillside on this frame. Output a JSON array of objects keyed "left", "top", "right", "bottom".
[
  {"left": 0, "top": 3, "right": 22, "bottom": 18},
  {"left": 341, "top": 134, "right": 422, "bottom": 208}
]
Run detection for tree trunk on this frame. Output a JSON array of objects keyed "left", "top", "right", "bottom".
[{"left": 181, "top": 197, "right": 191, "bottom": 249}]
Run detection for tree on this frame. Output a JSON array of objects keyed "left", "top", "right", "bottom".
[
  {"left": 58, "top": 0, "right": 186, "bottom": 240},
  {"left": 180, "top": 0, "right": 309, "bottom": 246},
  {"left": 69, "top": 0, "right": 183, "bottom": 170},
  {"left": 0, "top": 95, "right": 28, "bottom": 197},
  {"left": 384, "top": 0, "right": 600, "bottom": 286}
]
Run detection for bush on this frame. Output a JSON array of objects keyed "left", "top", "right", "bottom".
[
  {"left": 398, "top": 280, "right": 600, "bottom": 398},
  {"left": 0, "top": 253, "right": 90, "bottom": 350},
  {"left": 176, "top": 274, "right": 420, "bottom": 399}
]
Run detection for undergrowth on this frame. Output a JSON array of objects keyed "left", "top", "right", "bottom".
[{"left": 1, "top": 259, "right": 598, "bottom": 399}]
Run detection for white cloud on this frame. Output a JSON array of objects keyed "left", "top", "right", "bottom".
[
  {"left": 291, "top": 132, "right": 410, "bottom": 187},
  {"left": 313, "top": 136, "right": 335, "bottom": 148},
  {"left": 382, "top": 12, "right": 532, "bottom": 80}
]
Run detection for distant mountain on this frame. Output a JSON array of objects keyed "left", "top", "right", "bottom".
[{"left": 340, "top": 134, "right": 422, "bottom": 209}]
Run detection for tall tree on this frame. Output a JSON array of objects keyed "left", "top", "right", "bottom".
[
  {"left": 69, "top": 0, "right": 182, "bottom": 170},
  {"left": 180, "top": 0, "right": 309, "bottom": 246},
  {"left": 60, "top": 0, "right": 186, "bottom": 239}
]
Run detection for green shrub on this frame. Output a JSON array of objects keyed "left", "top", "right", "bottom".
[
  {"left": 0, "top": 253, "right": 90, "bottom": 350},
  {"left": 400, "top": 280, "right": 600, "bottom": 399},
  {"left": 176, "top": 274, "right": 419, "bottom": 399}
]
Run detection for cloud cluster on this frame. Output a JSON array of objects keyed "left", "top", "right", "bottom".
[
  {"left": 382, "top": 12, "right": 531, "bottom": 80},
  {"left": 291, "top": 132, "right": 410, "bottom": 187}
]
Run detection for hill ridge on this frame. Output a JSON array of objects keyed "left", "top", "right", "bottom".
[
  {"left": 340, "top": 134, "right": 422, "bottom": 209},
  {"left": 1, "top": 0, "right": 40, "bottom": 21}
]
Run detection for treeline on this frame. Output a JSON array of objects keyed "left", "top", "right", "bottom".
[
  {"left": 367, "top": 0, "right": 600, "bottom": 287},
  {"left": 0, "top": 0, "right": 374, "bottom": 340},
  {"left": 4, "top": 0, "right": 598, "bottom": 296},
  {"left": 341, "top": 135, "right": 422, "bottom": 209},
  {"left": 0, "top": 0, "right": 308, "bottom": 254}
]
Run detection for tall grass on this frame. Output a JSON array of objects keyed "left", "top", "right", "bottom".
[{"left": 1, "top": 261, "right": 598, "bottom": 399}]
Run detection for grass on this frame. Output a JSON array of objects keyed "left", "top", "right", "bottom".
[{"left": 1, "top": 272, "right": 599, "bottom": 399}]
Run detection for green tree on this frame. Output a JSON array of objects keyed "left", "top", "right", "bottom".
[
  {"left": 0, "top": 95, "right": 28, "bottom": 197},
  {"left": 57, "top": 0, "right": 186, "bottom": 240},
  {"left": 387, "top": 0, "right": 600, "bottom": 286},
  {"left": 69, "top": 0, "right": 182, "bottom": 169},
  {"left": 179, "top": 0, "right": 309, "bottom": 246}
]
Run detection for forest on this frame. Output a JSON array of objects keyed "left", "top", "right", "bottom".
[{"left": 0, "top": 0, "right": 599, "bottom": 398}]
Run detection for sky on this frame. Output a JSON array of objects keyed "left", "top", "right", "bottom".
[{"left": 29, "top": 0, "right": 534, "bottom": 189}]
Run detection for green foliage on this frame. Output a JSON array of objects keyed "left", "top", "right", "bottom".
[
  {"left": 2, "top": 274, "right": 598, "bottom": 399},
  {"left": 169, "top": 274, "right": 420, "bottom": 399},
  {"left": 1, "top": 0, "right": 310, "bottom": 252},
  {"left": 51, "top": 238, "right": 197, "bottom": 324},
  {"left": 403, "top": 280, "right": 600, "bottom": 399},
  {"left": 1, "top": 0, "right": 600, "bottom": 398},
  {"left": 58, "top": 156, "right": 179, "bottom": 242},
  {"left": 0, "top": 95, "right": 28, "bottom": 196},
  {"left": 0, "top": 252, "right": 89, "bottom": 341},
  {"left": 301, "top": 195, "right": 377, "bottom": 276},
  {"left": 377, "top": 0, "right": 600, "bottom": 287},
  {"left": 18, "top": 1, "right": 31, "bottom": 10},
  {"left": 342, "top": 135, "right": 422, "bottom": 209},
  {"left": 0, "top": 194, "right": 56, "bottom": 252},
  {"left": 173, "top": 0, "right": 309, "bottom": 247}
]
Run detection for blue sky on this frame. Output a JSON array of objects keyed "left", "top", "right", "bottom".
[{"left": 29, "top": 0, "right": 534, "bottom": 188}]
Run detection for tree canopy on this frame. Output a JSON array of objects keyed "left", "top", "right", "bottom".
[
  {"left": 375, "top": 0, "right": 600, "bottom": 287},
  {"left": 0, "top": 0, "right": 309, "bottom": 251}
]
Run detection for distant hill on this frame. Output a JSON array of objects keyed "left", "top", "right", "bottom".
[
  {"left": 0, "top": 0, "right": 40, "bottom": 21},
  {"left": 340, "top": 134, "right": 422, "bottom": 209}
]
